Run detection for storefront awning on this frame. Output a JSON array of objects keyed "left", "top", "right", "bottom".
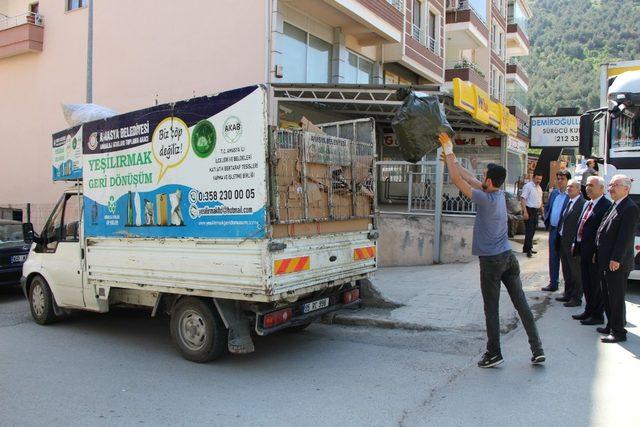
[{"left": 270, "top": 83, "right": 507, "bottom": 136}]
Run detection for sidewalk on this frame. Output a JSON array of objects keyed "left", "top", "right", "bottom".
[{"left": 327, "top": 231, "right": 553, "bottom": 334}]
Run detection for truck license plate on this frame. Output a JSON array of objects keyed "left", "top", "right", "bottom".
[
  {"left": 302, "top": 297, "right": 329, "bottom": 314},
  {"left": 11, "top": 255, "right": 27, "bottom": 263}
]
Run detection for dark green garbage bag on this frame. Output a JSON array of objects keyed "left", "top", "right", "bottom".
[{"left": 391, "top": 89, "right": 455, "bottom": 163}]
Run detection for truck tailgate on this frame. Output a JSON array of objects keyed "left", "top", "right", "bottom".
[
  {"left": 268, "top": 231, "right": 376, "bottom": 295},
  {"left": 86, "top": 238, "right": 268, "bottom": 299}
]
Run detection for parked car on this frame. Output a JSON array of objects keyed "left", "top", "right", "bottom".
[{"left": 0, "top": 220, "right": 30, "bottom": 286}]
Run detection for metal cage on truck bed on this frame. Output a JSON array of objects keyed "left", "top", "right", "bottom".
[{"left": 269, "top": 118, "right": 377, "bottom": 225}]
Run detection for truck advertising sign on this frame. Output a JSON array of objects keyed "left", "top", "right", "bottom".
[
  {"left": 530, "top": 115, "right": 580, "bottom": 147},
  {"left": 52, "top": 125, "right": 83, "bottom": 180},
  {"left": 82, "top": 85, "right": 267, "bottom": 239}
]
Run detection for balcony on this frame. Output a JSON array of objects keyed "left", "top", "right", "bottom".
[
  {"left": 411, "top": 24, "right": 443, "bottom": 57},
  {"left": 506, "top": 22, "right": 529, "bottom": 56},
  {"left": 0, "top": 12, "right": 44, "bottom": 60},
  {"left": 445, "top": 0, "right": 489, "bottom": 49},
  {"left": 311, "top": 0, "right": 403, "bottom": 44},
  {"left": 506, "top": 58, "right": 529, "bottom": 88},
  {"left": 445, "top": 60, "right": 488, "bottom": 92}
]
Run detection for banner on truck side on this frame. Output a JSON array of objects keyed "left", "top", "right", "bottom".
[
  {"left": 52, "top": 125, "right": 83, "bottom": 180},
  {"left": 530, "top": 115, "right": 580, "bottom": 147},
  {"left": 82, "top": 85, "right": 267, "bottom": 239}
]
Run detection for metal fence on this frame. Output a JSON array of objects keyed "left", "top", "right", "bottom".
[{"left": 377, "top": 160, "right": 482, "bottom": 215}]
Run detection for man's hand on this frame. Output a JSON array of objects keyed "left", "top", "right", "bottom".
[
  {"left": 609, "top": 260, "right": 620, "bottom": 272},
  {"left": 439, "top": 133, "right": 453, "bottom": 155},
  {"left": 523, "top": 210, "right": 529, "bottom": 220}
]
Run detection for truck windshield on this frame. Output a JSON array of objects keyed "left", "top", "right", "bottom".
[
  {"left": 0, "top": 223, "right": 24, "bottom": 245},
  {"left": 610, "top": 113, "right": 640, "bottom": 152}
]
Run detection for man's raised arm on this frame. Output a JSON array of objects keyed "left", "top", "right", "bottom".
[{"left": 440, "top": 134, "right": 473, "bottom": 199}]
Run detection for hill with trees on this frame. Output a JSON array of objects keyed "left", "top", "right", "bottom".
[{"left": 524, "top": 0, "right": 640, "bottom": 115}]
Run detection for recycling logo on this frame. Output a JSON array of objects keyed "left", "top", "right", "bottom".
[{"left": 108, "top": 195, "right": 117, "bottom": 214}]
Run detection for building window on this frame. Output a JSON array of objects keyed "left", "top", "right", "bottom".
[
  {"left": 66, "top": 0, "right": 86, "bottom": 11},
  {"left": 281, "top": 22, "right": 333, "bottom": 84},
  {"left": 345, "top": 52, "right": 374, "bottom": 84}
]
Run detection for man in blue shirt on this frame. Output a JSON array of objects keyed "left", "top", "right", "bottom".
[
  {"left": 440, "top": 134, "right": 544, "bottom": 368},
  {"left": 542, "top": 170, "right": 571, "bottom": 291}
]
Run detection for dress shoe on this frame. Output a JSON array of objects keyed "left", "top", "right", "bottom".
[
  {"left": 526, "top": 251, "right": 533, "bottom": 258},
  {"left": 563, "top": 299, "right": 582, "bottom": 307},
  {"left": 596, "top": 327, "right": 610, "bottom": 335},
  {"left": 555, "top": 296, "right": 571, "bottom": 302},
  {"left": 530, "top": 250, "right": 538, "bottom": 254},
  {"left": 572, "top": 312, "right": 589, "bottom": 320},
  {"left": 541, "top": 285, "right": 558, "bottom": 292},
  {"left": 580, "top": 317, "right": 604, "bottom": 325},
  {"left": 601, "top": 334, "right": 626, "bottom": 343}
]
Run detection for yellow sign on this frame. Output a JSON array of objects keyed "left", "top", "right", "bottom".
[
  {"left": 606, "top": 65, "right": 640, "bottom": 78},
  {"left": 452, "top": 78, "right": 519, "bottom": 136},
  {"left": 452, "top": 78, "right": 476, "bottom": 115}
]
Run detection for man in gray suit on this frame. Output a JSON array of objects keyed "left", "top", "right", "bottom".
[{"left": 557, "top": 179, "right": 586, "bottom": 307}]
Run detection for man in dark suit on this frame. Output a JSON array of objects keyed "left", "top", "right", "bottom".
[
  {"left": 557, "top": 179, "right": 586, "bottom": 306},
  {"left": 572, "top": 176, "right": 612, "bottom": 325},
  {"left": 542, "top": 170, "right": 571, "bottom": 291},
  {"left": 595, "top": 174, "right": 640, "bottom": 343}
]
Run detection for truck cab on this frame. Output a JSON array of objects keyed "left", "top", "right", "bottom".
[{"left": 580, "top": 68, "right": 640, "bottom": 279}]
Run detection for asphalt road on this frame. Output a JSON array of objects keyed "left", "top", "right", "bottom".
[{"left": 1, "top": 283, "right": 638, "bottom": 426}]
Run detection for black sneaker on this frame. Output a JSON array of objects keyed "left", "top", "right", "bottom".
[
  {"left": 478, "top": 352, "right": 504, "bottom": 368},
  {"left": 531, "top": 351, "right": 546, "bottom": 365}
]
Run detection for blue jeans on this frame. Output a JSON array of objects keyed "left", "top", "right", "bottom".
[{"left": 548, "top": 227, "right": 560, "bottom": 288}]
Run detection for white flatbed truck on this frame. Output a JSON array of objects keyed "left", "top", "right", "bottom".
[{"left": 22, "top": 85, "right": 378, "bottom": 362}]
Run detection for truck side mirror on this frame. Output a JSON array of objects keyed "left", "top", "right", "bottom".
[
  {"left": 22, "top": 222, "right": 41, "bottom": 244},
  {"left": 579, "top": 114, "right": 594, "bottom": 157}
]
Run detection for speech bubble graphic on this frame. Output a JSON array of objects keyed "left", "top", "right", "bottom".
[{"left": 151, "top": 117, "right": 190, "bottom": 183}]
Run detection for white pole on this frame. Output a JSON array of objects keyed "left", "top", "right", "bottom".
[{"left": 86, "top": 0, "right": 94, "bottom": 103}]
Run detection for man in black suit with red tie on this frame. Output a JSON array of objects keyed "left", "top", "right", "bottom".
[
  {"left": 595, "top": 174, "right": 640, "bottom": 343},
  {"left": 572, "top": 176, "right": 612, "bottom": 325}
]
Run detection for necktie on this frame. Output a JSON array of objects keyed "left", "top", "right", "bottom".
[
  {"left": 559, "top": 200, "right": 573, "bottom": 236},
  {"left": 576, "top": 201, "right": 593, "bottom": 242},
  {"left": 596, "top": 203, "right": 616, "bottom": 244}
]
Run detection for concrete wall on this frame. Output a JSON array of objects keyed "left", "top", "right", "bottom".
[
  {"left": 377, "top": 213, "right": 475, "bottom": 267},
  {"left": 0, "top": 0, "right": 267, "bottom": 211}
]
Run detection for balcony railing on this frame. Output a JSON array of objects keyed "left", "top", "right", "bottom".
[
  {"left": 411, "top": 24, "right": 443, "bottom": 56},
  {"left": 386, "top": 0, "right": 404, "bottom": 13},
  {"left": 0, "top": 12, "right": 44, "bottom": 30},
  {"left": 507, "top": 97, "right": 528, "bottom": 115},
  {"left": 450, "top": 0, "right": 487, "bottom": 23},
  {"left": 446, "top": 59, "right": 485, "bottom": 78}
]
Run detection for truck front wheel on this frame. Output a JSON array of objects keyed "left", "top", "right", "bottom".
[
  {"left": 170, "top": 297, "right": 227, "bottom": 363},
  {"left": 28, "top": 276, "right": 58, "bottom": 325}
]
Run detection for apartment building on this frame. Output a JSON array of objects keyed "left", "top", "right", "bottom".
[
  {"left": 442, "top": 0, "right": 531, "bottom": 192},
  {"left": 1, "top": 0, "right": 522, "bottom": 265}
]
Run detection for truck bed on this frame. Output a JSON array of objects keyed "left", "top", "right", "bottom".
[{"left": 85, "top": 231, "right": 375, "bottom": 303}]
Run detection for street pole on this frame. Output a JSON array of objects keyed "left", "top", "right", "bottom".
[
  {"left": 86, "top": 0, "right": 93, "bottom": 103},
  {"left": 433, "top": 147, "right": 444, "bottom": 264}
]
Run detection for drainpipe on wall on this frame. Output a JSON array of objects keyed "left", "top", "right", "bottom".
[{"left": 86, "top": 0, "right": 93, "bottom": 103}]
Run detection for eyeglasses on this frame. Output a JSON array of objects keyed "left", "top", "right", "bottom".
[{"left": 609, "top": 183, "right": 624, "bottom": 188}]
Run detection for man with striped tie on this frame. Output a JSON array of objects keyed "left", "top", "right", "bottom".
[
  {"left": 572, "top": 176, "right": 611, "bottom": 325},
  {"left": 557, "top": 179, "right": 586, "bottom": 307}
]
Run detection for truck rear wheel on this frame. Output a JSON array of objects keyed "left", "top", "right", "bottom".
[
  {"left": 170, "top": 297, "right": 227, "bottom": 363},
  {"left": 28, "top": 276, "right": 58, "bottom": 325}
]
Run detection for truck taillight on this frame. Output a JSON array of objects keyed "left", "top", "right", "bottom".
[
  {"left": 341, "top": 289, "right": 360, "bottom": 305},
  {"left": 263, "top": 308, "right": 293, "bottom": 329}
]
